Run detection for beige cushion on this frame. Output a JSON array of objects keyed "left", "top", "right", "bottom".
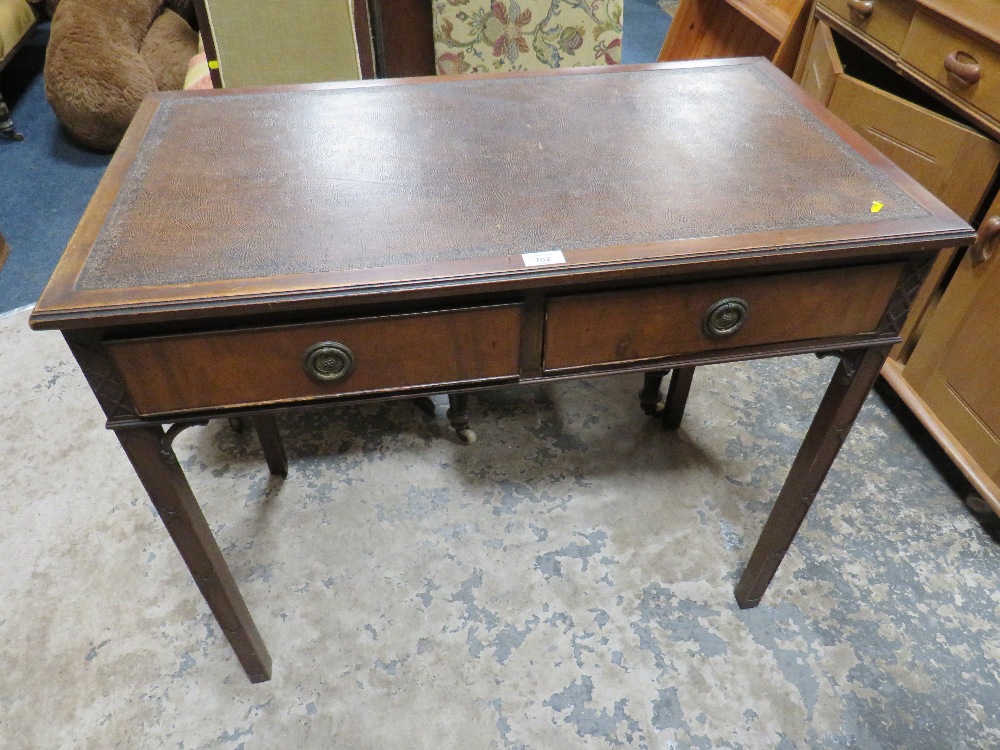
[
  {"left": 202, "top": 0, "right": 361, "bottom": 88},
  {"left": 0, "top": 0, "right": 36, "bottom": 61}
]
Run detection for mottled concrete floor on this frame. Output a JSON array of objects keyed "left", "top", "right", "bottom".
[{"left": 2, "top": 306, "right": 999, "bottom": 749}]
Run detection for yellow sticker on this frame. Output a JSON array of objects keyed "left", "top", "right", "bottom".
[
  {"left": 871, "top": 201, "right": 884, "bottom": 213},
  {"left": 208, "top": 60, "right": 220, "bottom": 70}
]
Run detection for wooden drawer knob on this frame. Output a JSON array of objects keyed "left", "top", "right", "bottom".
[
  {"left": 703, "top": 297, "right": 749, "bottom": 338},
  {"left": 970, "top": 216, "right": 1000, "bottom": 264},
  {"left": 303, "top": 341, "right": 355, "bottom": 382},
  {"left": 847, "top": 0, "right": 874, "bottom": 18},
  {"left": 944, "top": 51, "right": 981, "bottom": 86}
]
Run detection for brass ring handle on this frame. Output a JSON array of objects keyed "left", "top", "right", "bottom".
[
  {"left": 847, "top": 0, "right": 874, "bottom": 18},
  {"left": 703, "top": 297, "right": 749, "bottom": 338},
  {"left": 303, "top": 341, "right": 356, "bottom": 383},
  {"left": 944, "top": 51, "right": 981, "bottom": 85},
  {"left": 970, "top": 216, "right": 1000, "bottom": 264}
]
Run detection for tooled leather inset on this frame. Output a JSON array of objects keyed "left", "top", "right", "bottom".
[
  {"left": 76, "top": 64, "right": 930, "bottom": 291},
  {"left": 66, "top": 338, "right": 136, "bottom": 419},
  {"left": 877, "top": 254, "right": 934, "bottom": 335}
]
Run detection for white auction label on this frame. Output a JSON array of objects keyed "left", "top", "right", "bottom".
[{"left": 521, "top": 250, "right": 566, "bottom": 267}]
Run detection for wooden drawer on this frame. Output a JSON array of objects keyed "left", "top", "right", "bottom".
[
  {"left": 542, "top": 264, "right": 903, "bottom": 371},
  {"left": 818, "top": 0, "right": 913, "bottom": 52},
  {"left": 900, "top": 10, "right": 1000, "bottom": 126},
  {"left": 108, "top": 305, "right": 523, "bottom": 416}
]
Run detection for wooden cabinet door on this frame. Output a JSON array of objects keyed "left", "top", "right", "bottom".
[
  {"left": 797, "top": 21, "right": 1000, "bottom": 360},
  {"left": 797, "top": 21, "right": 1000, "bottom": 222},
  {"left": 828, "top": 75, "right": 1000, "bottom": 222},
  {"left": 903, "top": 192, "right": 1000, "bottom": 500},
  {"left": 797, "top": 18, "right": 843, "bottom": 105},
  {"left": 828, "top": 73, "right": 1000, "bottom": 358},
  {"left": 828, "top": 74, "right": 1000, "bottom": 356}
]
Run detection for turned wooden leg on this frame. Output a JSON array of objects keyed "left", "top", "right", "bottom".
[
  {"left": 447, "top": 393, "right": 476, "bottom": 444},
  {"left": 639, "top": 370, "right": 669, "bottom": 415},
  {"left": 116, "top": 425, "right": 272, "bottom": 682},
  {"left": 251, "top": 414, "right": 287, "bottom": 477},
  {"left": 662, "top": 366, "right": 695, "bottom": 430},
  {"left": 734, "top": 347, "right": 889, "bottom": 608}
]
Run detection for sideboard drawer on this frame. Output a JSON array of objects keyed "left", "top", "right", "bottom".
[
  {"left": 542, "top": 264, "right": 903, "bottom": 371},
  {"left": 818, "top": 0, "right": 913, "bottom": 52},
  {"left": 900, "top": 10, "right": 1000, "bottom": 125},
  {"left": 108, "top": 305, "right": 523, "bottom": 415}
]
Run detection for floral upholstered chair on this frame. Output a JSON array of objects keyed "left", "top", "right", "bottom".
[{"left": 433, "top": 0, "right": 623, "bottom": 74}]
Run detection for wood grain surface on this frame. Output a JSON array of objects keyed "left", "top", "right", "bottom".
[
  {"left": 107, "top": 305, "right": 523, "bottom": 415},
  {"left": 543, "top": 263, "right": 903, "bottom": 370}
]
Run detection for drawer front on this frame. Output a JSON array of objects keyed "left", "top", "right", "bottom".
[
  {"left": 819, "top": 0, "right": 913, "bottom": 52},
  {"left": 543, "top": 264, "right": 903, "bottom": 371},
  {"left": 900, "top": 10, "right": 1000, "bottom": 125},
  {"left": 109, "top": 305, "right": 523, "bottom": 416}
]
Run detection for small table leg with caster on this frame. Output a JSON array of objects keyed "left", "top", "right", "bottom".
[
  {"left": 639, "top": 370, "right": 669, "bottom": 416},
  {"left": 447, "top": 393, "right": 476, "bottom": 444}
]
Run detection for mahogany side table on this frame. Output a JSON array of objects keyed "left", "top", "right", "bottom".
[{"left": 30, "top": 60, "right": 973, "bottom": 682}]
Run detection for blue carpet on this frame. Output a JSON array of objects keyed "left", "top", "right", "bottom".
[
  {"left": 623, "top": 0, "right": 671, "bottom": 65},
  {"left": 0, "top": 25, "right": 113, "bottom": 313},
  {"left": 0, "top": 6, "right": 671, "bottom": 315}
]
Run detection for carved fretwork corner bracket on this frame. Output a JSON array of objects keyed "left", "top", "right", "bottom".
[
  {"left": 160, "top": 422, "right": 210, "bottom": 464},
  {"left": 815, "top": 348, "right": 875, "bottom": 385},
  {"left": 814, "top": 253, "right": 936, "bottom": 383}
]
